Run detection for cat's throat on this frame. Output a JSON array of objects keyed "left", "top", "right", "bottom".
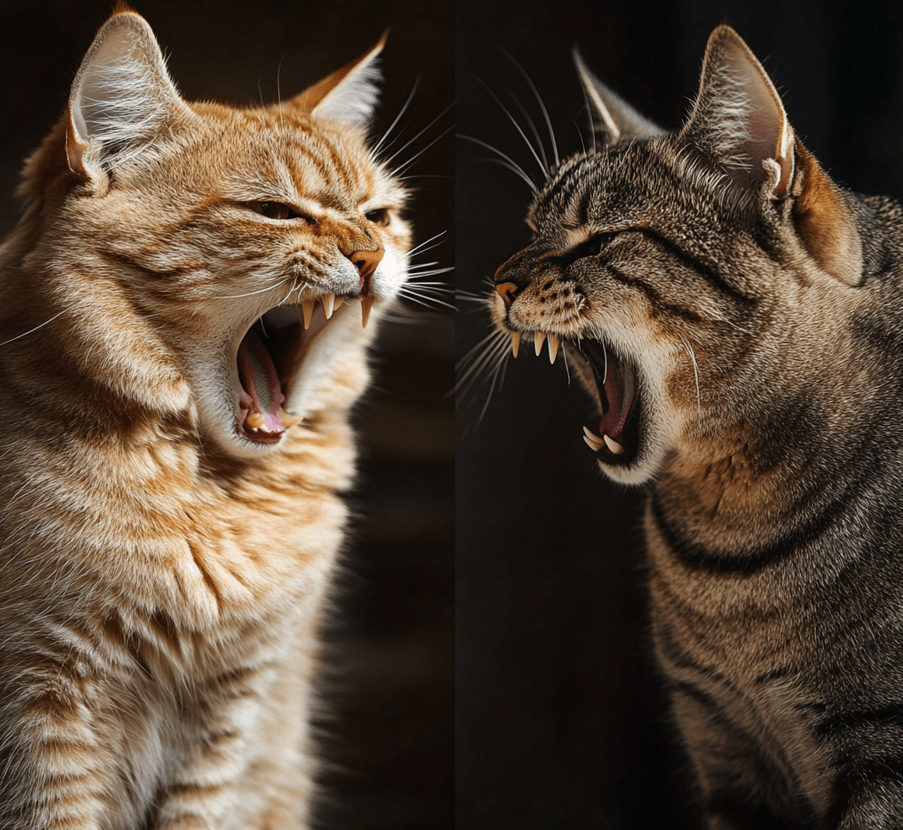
[
  {"left": 579, "top": 339, "right": 640, "bottom": 461},
  {"left": 235, "top": 305, "right": 324, "bottom": 442}
]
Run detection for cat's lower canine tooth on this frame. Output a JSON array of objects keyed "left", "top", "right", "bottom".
[
  {"left": 245, "top": 412, "right": 265, "bottom": 430},
  {"left": 278, "top": 407, "right": 303, "bottom": 429},
  {"left": 582, "top": 425, "right": 606, "bottom": 451},
  {"left": 603, "top": 434, "right": 625, "bottom": 455},
  {"left": 361, "top": 295, "right": 374, "bottom": 328},
  {"left": 301, "top": 298, "right": 315, "bottom": 329},
  {"left": 322, "top": 293, "right": 335, "bottom": 319},
  {"left": 511, "top": 331, "right": 521, "bottom": 358},
  {"left": 534, "top": 331, "right": 547, "bottom": 356},
  {"left": 548, "top": 334, "right": 560, "bottom": 364}
]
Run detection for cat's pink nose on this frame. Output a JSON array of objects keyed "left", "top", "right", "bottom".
[
  {"left": 349, "top": 248, "right": 384, "bottom": 290},
  {"left": 496, "top": 281, "right": 521, "bottom": 308}
]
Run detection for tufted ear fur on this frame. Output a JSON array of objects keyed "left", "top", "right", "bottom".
[
  {"left": 292, "top": 34, "right": 386, "bottom": 126},
  {"left": 682, "top": 25, "right": 861, "bottom": 285},
  {"left": 67, "top": 11, "right": 191, "bottom": 185},
  {"left": 573, "top": 47, "right": 665, "bottom": 146}
]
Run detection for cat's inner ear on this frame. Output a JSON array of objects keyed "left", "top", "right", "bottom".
[
  {"left": 293, "top": 35, "right": 386, "bottom": 126},
  {"left": 681, "top": 25, "right": 794, "bottom": 198},
  {"left": 573, "top": 48, "right": 665, "bottom": 146},
  {"left": 67, "top": 12, "right": 188, "bottom": 182}
]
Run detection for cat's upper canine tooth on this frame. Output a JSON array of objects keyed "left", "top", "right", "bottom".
[
  {"left": 534, "top": 331, "right": 547, "bottom": 356},
  {"left": 322, "top": 293, "right": 336, "bottom": 319},
  {"left": 603, "top": 434, "right": 626, "bottom": 455},
  {"left": 301, "top": 298, "right": 316, "bottom": 329},
  {"left": 511, "top": 331, "right": 521, "bottom": 358},
  {"left": 361, "top": 296, "right": 374, "bottom": 328},
  {"left": 334, "top": 295, "right": 345, "bottom": 310},
  {"left": 548, "top": 334, "right": 560, "bottom": 364}
]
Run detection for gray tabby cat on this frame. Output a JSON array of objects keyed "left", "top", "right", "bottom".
[{"left": 490, "top": 25, "right": 903, "bottom": 828}]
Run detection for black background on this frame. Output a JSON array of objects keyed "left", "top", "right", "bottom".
[
  {"left": 457, "top": 1, "right": 903, "bottom": 828},
  {"left": 0, "top": 3, "right": 453, "bottom": 830}
]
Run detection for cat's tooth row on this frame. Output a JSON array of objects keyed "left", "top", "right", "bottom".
[
  {"left": 299, "top": 293, "right": 373, "bottom": 329},
  {"left": 582, "top": 425, "right": 625, "bottom": 456},
  {"left": 245, "top": 407, "right": 304, "bottom": 434},
  {"left": 510, "top": 331, "right": 560, "bottom": 364}
]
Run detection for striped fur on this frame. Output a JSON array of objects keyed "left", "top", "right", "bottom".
[
  {"left": 491, "top": 26, "right": 903, "bottom": 828},
  {"left": 0, "top": 11, "right": 411, "bottom": 829}
]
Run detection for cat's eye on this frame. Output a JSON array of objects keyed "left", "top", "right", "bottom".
[
  {"left": 365, "top": 208, "right": 391, "bottom": 226},
  {"left": 585, "top": 232, "right": 616, "bottom": 255},
  {"left": 249, "top": 201, "right": 312, "bottom": 223},
  {"left": 562, "top": 232, "right": 617, "bottom": 266}
]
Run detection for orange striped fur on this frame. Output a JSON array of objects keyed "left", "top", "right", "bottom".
[{"left": 0, "top": 11, "right": 411, "bottom": 829}]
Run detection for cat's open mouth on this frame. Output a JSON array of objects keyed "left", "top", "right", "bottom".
[
  {"left": 234, "top": 296, "right": 360, "bottom": 444},
  {"left": 577, "top": 339, "right": 641, "bottom": 465}
]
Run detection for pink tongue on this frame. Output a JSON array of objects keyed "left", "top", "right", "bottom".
[
  {"left": 236, "top": 327, "right": 286, "bottom": 434},
  {"left": 598, "top": 370, "right": 632, "bottom": 440}
]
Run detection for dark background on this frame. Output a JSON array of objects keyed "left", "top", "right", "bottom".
[
  {"left": 456, "top": 1, "right": 903, "bottom": 828},
  {"left": 0, "top": 3, "right": 453, "bottom": 830}
]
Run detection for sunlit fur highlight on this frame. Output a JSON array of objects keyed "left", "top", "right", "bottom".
[
  {"left": 0, "top": 10, "right": 413, "bottom": 829},
  {"left": 488, "top": 24, "right": 903, "bottom": 828}
]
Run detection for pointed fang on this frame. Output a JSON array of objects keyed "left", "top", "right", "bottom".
[
  {"left": 511, "top": 331, "right": 521, "bottom": 358},
  {"left": 245, "top": 412, "right": 266, "bottom": 430},
  {"left": 322, "top": 293, "right": 336, "bottom": 319},
  {"left": 361, "top": 296, "right": 374, "bottom": 328},
  {"left": 603, "top": 434, "right": 626, "bottom": 455},
  {"left": 279, "top": 407, "right": 304, "bottom": 429},
  {"left": 301, "top": 299, "right": 315, "bottom": 329},
  {"left": 534, "top": 331, "right": 547, "bottom": 356},
  {"left": 582, "top": 425, "right": 606, "bottom": 451},
  {"left": 548, "top": 334, "right": 560, "bottom": 364},
  {"left": 334, "top": 295, "right": 345, "bottom": 310}
]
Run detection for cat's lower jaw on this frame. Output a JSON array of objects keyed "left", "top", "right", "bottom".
[{"left": 189, "top": 297, "right": 380, "bottom": 459}]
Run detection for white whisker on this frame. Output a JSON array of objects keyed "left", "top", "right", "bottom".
[
  {"left": 503, "top": 50, "right": 559, "bottom": 167},
  {"left": 407, "top": 230, "right": 448, "bottom": 258},
  {"left": 678, "top": 334, "right": 701, "bottom": 415},
  {"left": 389, "top": 124, "right": 455, "bottom": 177},
  {"left": 381, "top": 103, "right": 454, "bottom": 166},
  {"left": 457, "top": 134, "right": 538, "bottom": 193},
  {"left": 373, "top": 75, "right": 421, "bottom": 156},
  {"left": 0, "top": 310, "right": 67, "bottom": 348},
  {"left": 476, "top": 78, "right": 547, "bottom": 175}
]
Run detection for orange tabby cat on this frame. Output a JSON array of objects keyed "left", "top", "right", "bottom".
[{"left": 0, "top": 10, "right": 411, "bottom": 829}]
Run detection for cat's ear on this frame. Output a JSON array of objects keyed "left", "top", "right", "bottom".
[
  {"left": 573, "top": 48, "right": 665, "bottom": 145},
  {"left": 293, "top": 35, "right": 386, "bottom": 126},
  {"left": 681, "top": 25, "right": 794, "bottom": 197},
  {"left": 683, "top": 26, "right": 861, "bottom": 284},
  {"left": 67, "top": 12, "right": 190, "bottom": 184}
]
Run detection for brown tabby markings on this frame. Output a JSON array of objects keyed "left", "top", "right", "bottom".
[
  {"left": 0, "top": 10, "right": 412, "bottom": 830},
  {"left": 491, "top": 23, "right": 903, "bottom": 830}
]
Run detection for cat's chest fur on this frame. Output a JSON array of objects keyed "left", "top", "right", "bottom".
[
  {"left": 0, "top": 10, "right": 412, "bottom": 830},
  {"left": 489, "top": 25, "right": 903, "bottom": 829}
]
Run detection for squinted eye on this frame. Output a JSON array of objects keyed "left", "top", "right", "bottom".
[
  {"left": 563, "top": 232, "right": 617, "bottom": 266},
  {"left": 365, "top": 208, "right": 390, "bottom": 226},
  {"left": 585, "top": 232, "right": 616, "bottom": 255},
  {"left": 249, "top": 201, "right": 314, "bottom": 223}
]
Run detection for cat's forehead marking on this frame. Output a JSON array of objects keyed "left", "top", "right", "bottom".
[
  {"left": 220, "top": 113, "right": 390, "bottom": 215},
  {"left": 531, "top": 153, "right": 612, "bottom": 241}
]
